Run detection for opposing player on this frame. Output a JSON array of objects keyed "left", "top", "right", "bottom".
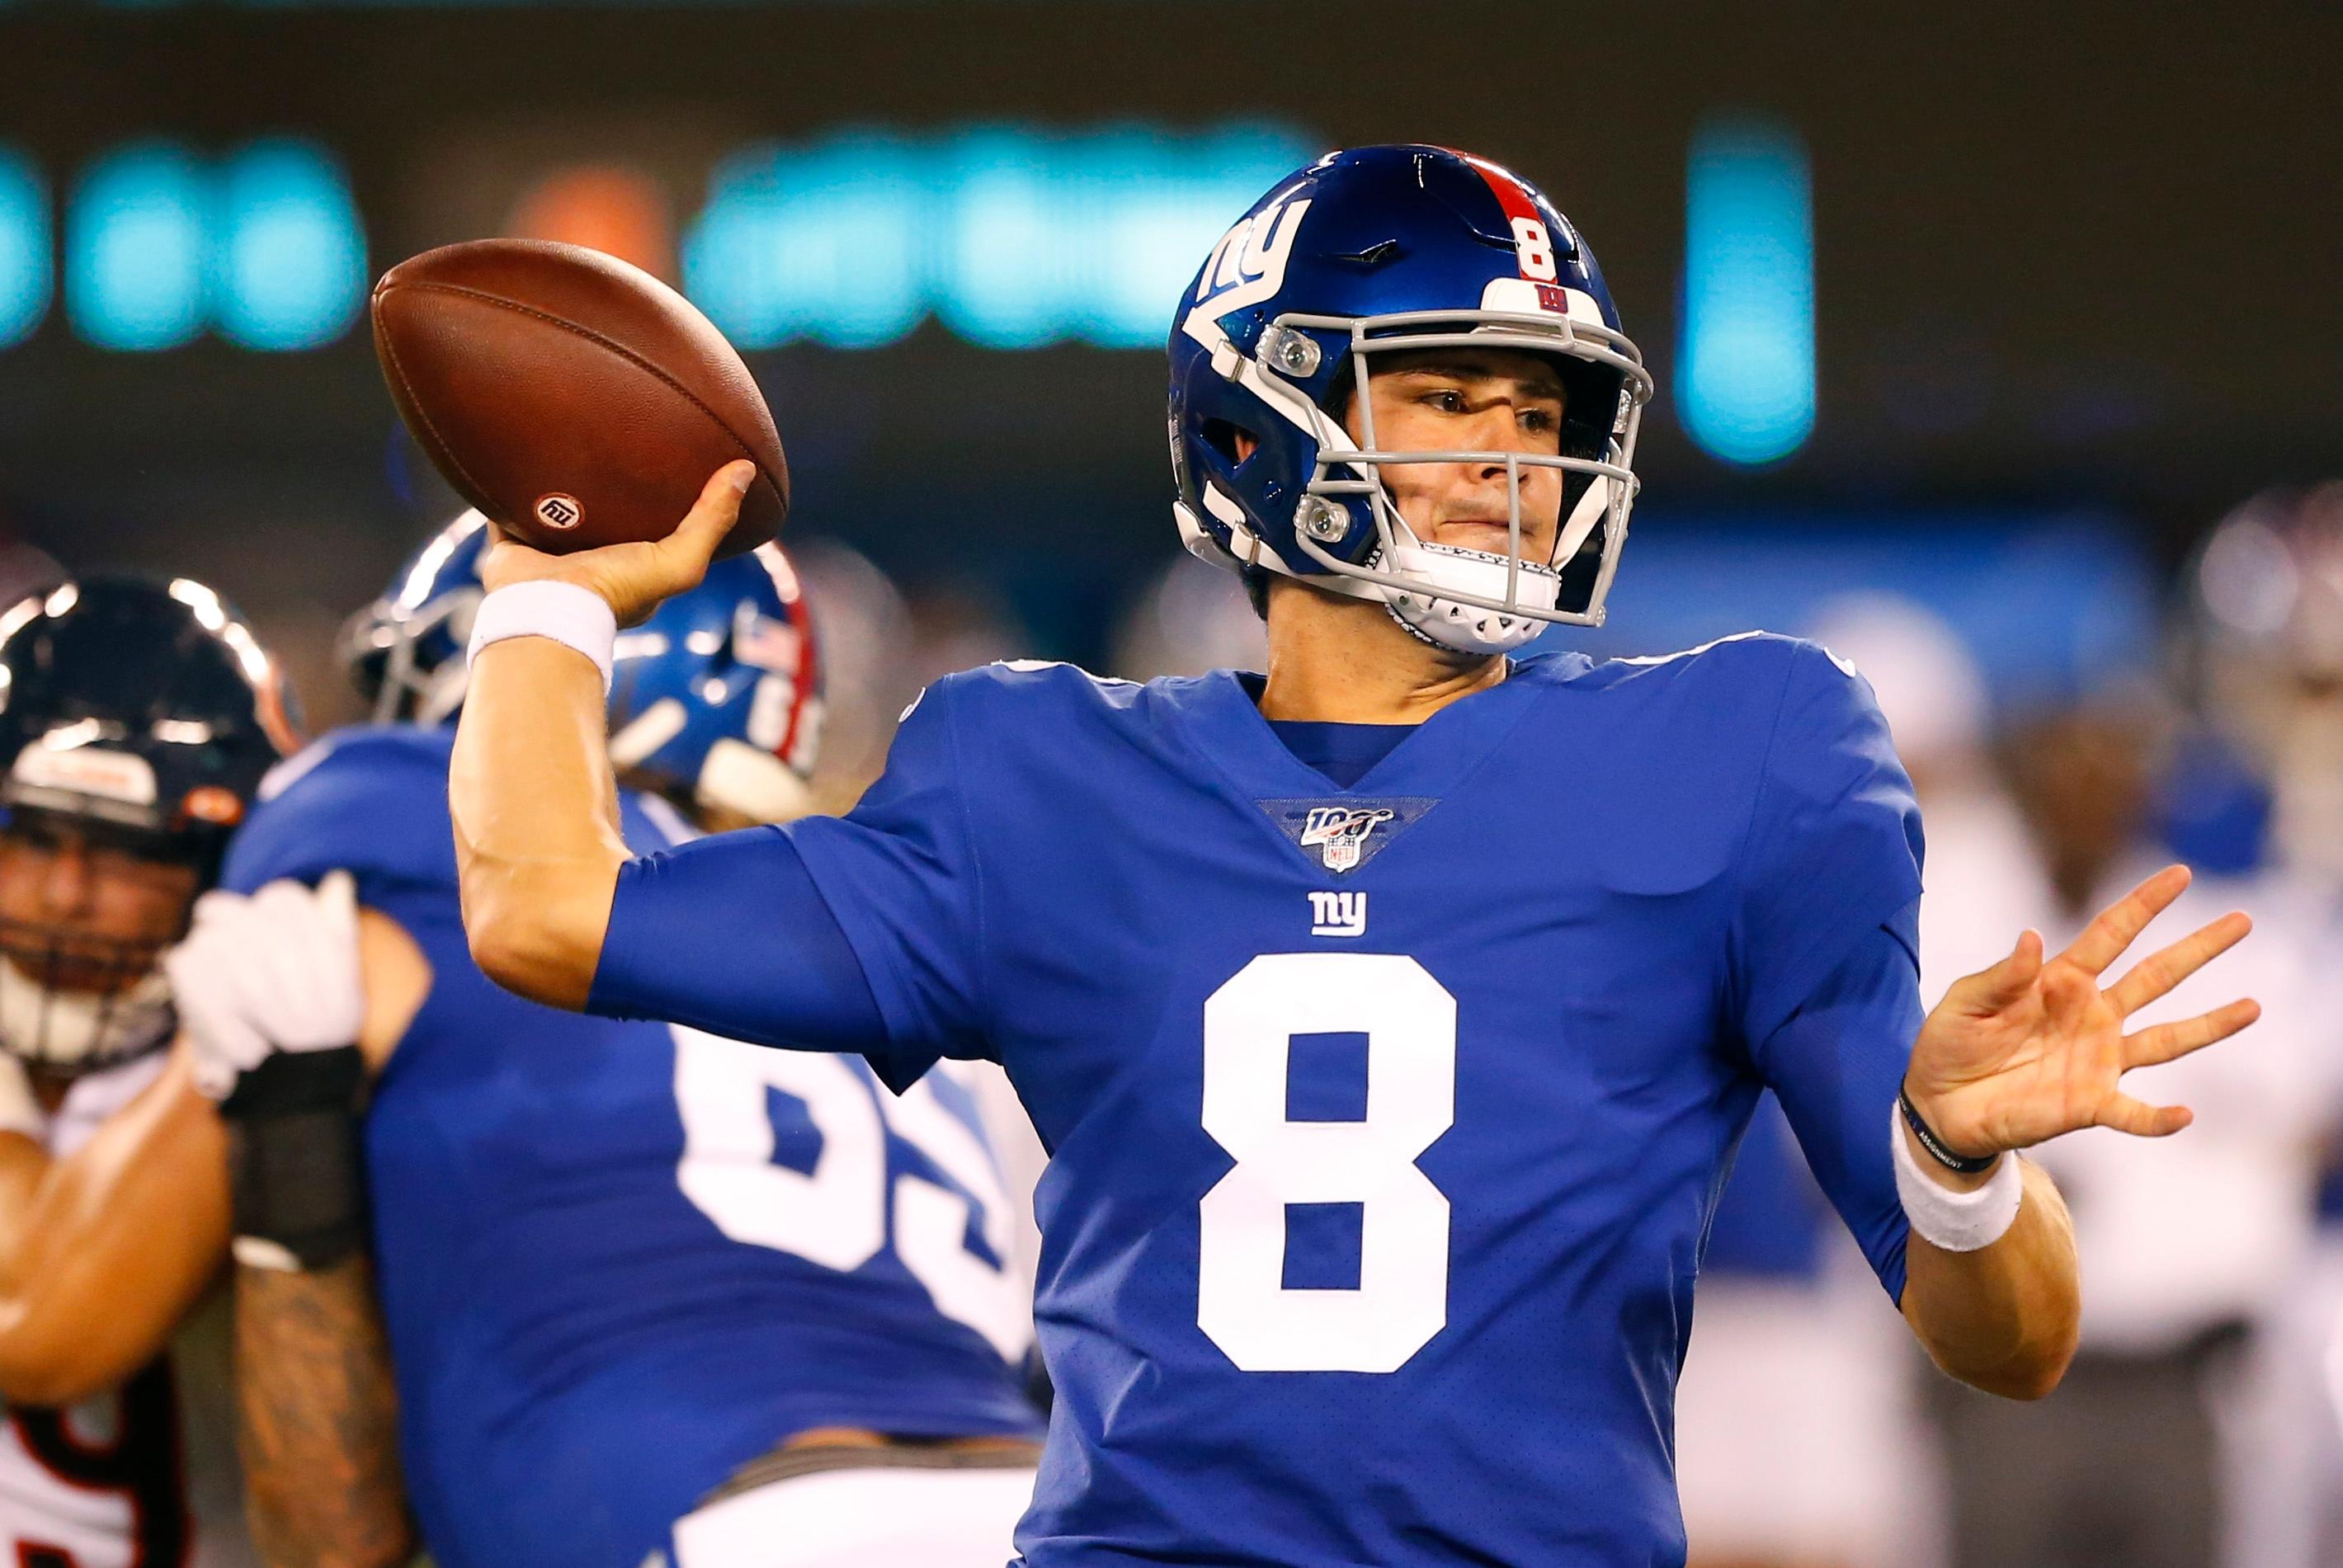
[
  {"left": 444, "top": 146, "right": 2258, "bottom": 1564},
  {"left": 176, "top": 516, "right": 1042, "bottom": 1568},
  {"left": 0, "top": 575, "right": 294, "bottom": 1567}
]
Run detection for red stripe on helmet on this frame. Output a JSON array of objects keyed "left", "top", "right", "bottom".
[
  {"left": 751, "top": 543, "right": 819, "bottom": 768},
  {"left": 776, "top": 608, "right": 816, "bottom": 765},
  {"left": 1460, "top": 153, "right": 1544, "bottom": 231},
  {"left": 1431, "top": 146, "right": 1552, "bottom": 281}
]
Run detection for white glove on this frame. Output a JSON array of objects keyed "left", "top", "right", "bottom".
[{"left": 165, "top": 871, "right": 365, "bottom": 1102}]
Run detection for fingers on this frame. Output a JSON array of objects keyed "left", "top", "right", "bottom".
[
  {"left": 2058, "top": 864, "right": 2192, "bottom": 977},
  {"left": 1961, "top": 927, "right": 2045, "bottom": 1011},
  {"left": 2105, "top": 909, "right": 2252, "bottom": 1016},
  {"left": 2123, "top": 997, "right": 2260, "bottom": 1070},
  {"left": 2095, "top": 1092, "right": 2194, "bottom": 1139},
  {"left": 658, "top": 462, "right": 756, "bottom": 572},
  {"left": 316, "top": 869, "right": 356, "bottom": 918}
]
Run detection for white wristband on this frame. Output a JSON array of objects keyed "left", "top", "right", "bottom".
[
  {"left": 466, "top": 582, "right": 617, "bottom": 694},
  {"left": 1892, "top": 1104, "right": 2023, "bottom": 1252}
]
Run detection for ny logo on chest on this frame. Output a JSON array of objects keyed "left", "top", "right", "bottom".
[{"left": 1307, "top": 889, "right": 1368, "bottom": 938}]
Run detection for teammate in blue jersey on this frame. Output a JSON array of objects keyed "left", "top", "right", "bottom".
[
  {"left": 166, "top": 516, "right": 1044, "bottom": 1568},
  {"left": 442, "top": 147, "right": 2260, "bottom": 1566}
]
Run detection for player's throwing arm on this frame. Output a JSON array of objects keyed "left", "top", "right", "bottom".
[{"left": 452, "top": 464, "right": 753, "bottom": 1007}]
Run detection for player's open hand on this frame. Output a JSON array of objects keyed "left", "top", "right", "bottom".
[
  {"left": 1903, "top": 864, "right": 2260, "bottom": 1160},
  {"left": 477, "top": 461, "right": 753, "bottom": 627}
]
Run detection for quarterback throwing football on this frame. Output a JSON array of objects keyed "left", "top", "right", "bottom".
[{"left": 436, "top": 147, "right": 2255, "bottom": 1565}]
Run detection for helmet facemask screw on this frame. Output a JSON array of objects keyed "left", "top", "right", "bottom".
[
  {"left": 1261, "top": 327, "right": 1322, "bottom": 378},
  {"left": 1297, "top": 497, "right": 1349, "bottom": 543}
]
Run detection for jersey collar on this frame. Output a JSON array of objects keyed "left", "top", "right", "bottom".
[{"left": 1166, "top": 658, "right": 1578, "bottom": 803}]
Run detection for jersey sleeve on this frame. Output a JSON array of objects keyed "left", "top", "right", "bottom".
[
  {"left": 587, "top": 826, "right": 894, "bottom": 1076},
  {"left": 1752, "top": 911, "right": 1922, "bottom": 1302},
  {"left": 1732, "top": 641, "right": 1926, "bottom": 1045},
  {"left": 786, "top": 679, "right": 992, "bottom": 1083},
  {"left": 588, "top": 677, "right": 990, "bottom": 1092},
  {"left": 1728, "top": 643, "right": 1926, "bottom": 1300}
]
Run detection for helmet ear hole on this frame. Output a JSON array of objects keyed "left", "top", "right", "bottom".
[{"left": 1199, "top": 418, "right": 1259, "bottom": 466}]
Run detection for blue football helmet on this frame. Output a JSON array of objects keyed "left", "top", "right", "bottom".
[
  {"left": 1168, "top": 145, "right": 1652, "bottom": 654},
  {"left": 342, "top": 512, "right": 823, "bottom": 823}
]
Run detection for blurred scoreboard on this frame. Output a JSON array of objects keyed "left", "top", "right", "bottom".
[
  {"left": 0, "top": 111, "right": 1832, "bottom": 474},
  {"left": 0, "top": 123, "right": 1315, "bottom": 356},
  {"left": 0, "top": 0, "right": 2336, "bottom": 520},
  {"left": 0, "top": 140, "right": 361, "bottom": 351}
]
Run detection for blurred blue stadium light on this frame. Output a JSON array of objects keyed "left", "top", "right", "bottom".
[
  {"left": 0, "top": 149, "right": 50, "bottom": 348},
  {"left": 66, "top": 143, "right": 209, "bottom": 351},
  {"left": 214, "top": 139, "right": 367, "bottom": 350},
  {"left": 1677, "top": 114, "right": 1816, "bottom": 466},
  {"left": 687, "top": 133, "right": 926, "bottom": 351},
  {"left": 685, "top": 122, "right": 1314, "bottom": 352}
]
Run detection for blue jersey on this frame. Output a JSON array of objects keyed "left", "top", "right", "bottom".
[
  {"left": 220, "top": 726, "right": 1044, "bottom": 1568},
  {"left": 592, "top": 635, "right": 1927, "bottom": 1566},
  {"left": 1700, "top": 1095, "right": 1832, "bottom": 1279}
]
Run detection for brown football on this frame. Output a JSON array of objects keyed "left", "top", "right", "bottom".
[{"left": 370, "top": 238, "right": 787, "bottom": 557}]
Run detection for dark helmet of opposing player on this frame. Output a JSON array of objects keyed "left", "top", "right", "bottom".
[
  {"left": 342, "top": 511, "right": 823, "bottom": 822},
  {"left": 0, "top": 575, "right": 300, "bottom": 1074},
  {"left": 1167, "top": 144, "right": 1653, "bottom": 655}
]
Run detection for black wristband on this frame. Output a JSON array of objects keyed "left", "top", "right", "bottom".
[
  {"left": 219, "top": 1048, "right": 368, "bottom": 1271},
  {"left": 218, "top": 1046, "right": 365, "bottom": 1119},
  {"left": 1897, "top": 1085, "right": 2000, "bottom": 1176}
]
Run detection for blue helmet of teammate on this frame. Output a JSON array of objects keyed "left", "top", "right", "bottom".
[
  {"left": 342, "top": 512, "right": 823, "bottom": 823},
  {"left": 1167, "top": 145, "right": 1652, "bottom": 654}
]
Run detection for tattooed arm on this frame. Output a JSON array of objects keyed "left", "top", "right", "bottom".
[
  {"left": 207, "top": 906, "right": 433, "bottom": 1568},
  {"left": 233, "top": 1252, "right": 416, "bottom": 1568}
]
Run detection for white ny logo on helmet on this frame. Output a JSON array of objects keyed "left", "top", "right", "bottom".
[{"left": 1186, "top": 197, "right": 1313, "bottom": 333}]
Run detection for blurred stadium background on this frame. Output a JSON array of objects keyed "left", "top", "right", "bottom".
[{"left": 4, "top": 4, "right": 2342, "bottom": 1566}]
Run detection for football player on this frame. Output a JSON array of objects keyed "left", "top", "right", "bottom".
[
  {"left": 167, "top": 513, "right": 1044, "bottom": 1568},
  {"left": 0, "top": 574, "right": 295, "bottom": 1567},
  {"left": 436, "top": 146, "right": 2257, "bottom": 1565}
]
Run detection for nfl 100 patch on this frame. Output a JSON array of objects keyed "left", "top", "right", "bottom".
[{"left": 1256, "top": 796, "right": 1439, "bottom": 874}]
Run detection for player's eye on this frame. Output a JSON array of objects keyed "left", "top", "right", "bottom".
[{"left": 1421, "top": 388, "right": 1467, "bottom": 412}]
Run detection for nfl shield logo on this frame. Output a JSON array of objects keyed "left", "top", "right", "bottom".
[{"left": 1298, "top": 805, "right": 1397, "bottom": 873}]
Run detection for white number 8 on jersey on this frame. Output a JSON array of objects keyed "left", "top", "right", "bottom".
[{"left": 1197, "top": 953, "right": 1455, "bottom": 1373}]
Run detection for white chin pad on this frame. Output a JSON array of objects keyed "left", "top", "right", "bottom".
[
  {"left": 1380, "top": 539, "right": 1560, "bottom": 656},
  {"left": 0, "top": 955, "right": 173, "bottom": 1071}
]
